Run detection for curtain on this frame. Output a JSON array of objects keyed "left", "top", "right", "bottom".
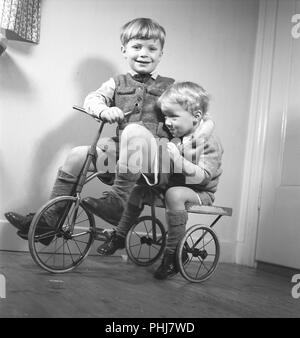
[{"left": 0, "top": 0, "right": 41, "bottom": 43}]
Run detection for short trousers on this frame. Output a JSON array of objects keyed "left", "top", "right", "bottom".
[{"left": 94, "top": 133, "right": 214, "bottom": 208}]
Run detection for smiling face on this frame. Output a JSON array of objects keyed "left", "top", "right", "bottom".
[
  {"left": 161, "top": 101, "right": 201, "bottom": 138},
  {"left": 121, "top": 38, "right": 163, "bottom": 74}
]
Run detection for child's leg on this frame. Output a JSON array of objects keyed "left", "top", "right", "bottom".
[
  {"left": 5, "top": 144, "right": 111, "bottom": 234},
  {"left": 82, "top": 123, "right": 159, "bottom": 224},
  {"left": 97, "top": 186, "right": 145, "bottom": 255},
  {"left": 110, "top": 123, "right": 159, "bottom": 203},
  {"left": 154, "top": 186, "right": 200, "bottom": 279},
  {"left": 97, "top": 203, "right": 144, "bottom": 255},
  {"left": 40, "top": 146, "right": 93, "bottom": 226},
  {"left": 164, "top": 186, "right": 200, "bottom": 254}
]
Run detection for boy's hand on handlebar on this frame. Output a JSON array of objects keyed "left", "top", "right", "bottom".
[{"left": 100, "top": 107, "right": 124, "bottom": 124}]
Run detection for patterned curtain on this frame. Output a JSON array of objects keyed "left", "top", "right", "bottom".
[{"left": 0, "top": 0, "right": 41, "bottom": 44}]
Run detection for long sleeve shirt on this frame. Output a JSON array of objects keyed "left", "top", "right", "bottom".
[
  {"left": 83, "top": 70, "right": 159, "bottom": 117},
  {"left": 170, "top": 121, "right": 223, "bottom": 194}
]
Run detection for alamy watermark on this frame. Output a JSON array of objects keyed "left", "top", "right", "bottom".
[
  {"left": 0, "top": 274, "right": 6, "bottom": 299},
  {"left": 97, "top": 134, "right": 210, "bottom": 184},
  {"left": 291, "top": 274, "right": 300, "bottom": 299},
  {"left": 291, "top": 14, "right": 300, "bottom": 39}
]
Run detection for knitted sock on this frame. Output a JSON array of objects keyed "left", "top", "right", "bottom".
[
  {"left": 116, "top": 203, "right": 144, "bottom": 238},
  {"left": 110, "top": 163, "right": 141, "bottom": 207},
  {"left": 165, "top": 209, "right": 188, "bottom": 254},
  {"left": 43, "top": 168, "right": 78, "bottom": 227}
]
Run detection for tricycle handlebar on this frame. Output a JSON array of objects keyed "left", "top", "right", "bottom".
[
  {"left": 72, "top": 105, "right": 134, "bottom": 122},
  {"left": 73, "top": 105, "right": 101, "bottom": 122}
]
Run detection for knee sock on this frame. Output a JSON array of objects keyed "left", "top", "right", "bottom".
[
  {"left": 43, "top": 168, "right": 78, "bottom": 227},
  {"left": 110, "top": 163, "right": 141, "bottom": 207},
  {"left": 165, "top": 209, "right": 188, "bottom": 254},
  {"left": 116, "top": 203, "right": 143, "bottom": 238}
]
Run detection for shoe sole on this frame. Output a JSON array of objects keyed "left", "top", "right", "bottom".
[
  {"left": 154, "top": 271, "right": 178, "bottom": 280},
  {"left": 17, "top": 231, "right": 54, "bottom": 246},
  {"left": 17, "top": 231, "right": 28, "bottom": 240},
  {"left": 97, "top": 245, "right": 125, "bottom": 256}
]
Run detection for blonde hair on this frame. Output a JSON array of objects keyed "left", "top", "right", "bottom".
[
  {"left": 158, "top": 82, "right": 210, "bottom": 117},
  {"left": 120, "top": 18, "right": 166, "bottom": 49}
]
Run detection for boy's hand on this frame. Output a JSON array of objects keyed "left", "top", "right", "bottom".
[
  {"left": 100, "top": 107, "right": 124, "bottom": 124},
  {"left": 167, "top": 142, "right": 181, "bottom": 161}
]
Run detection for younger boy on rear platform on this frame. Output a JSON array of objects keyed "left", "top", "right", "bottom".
[{"left": 98, "top": 81, "right": 223, "bottom": 280}]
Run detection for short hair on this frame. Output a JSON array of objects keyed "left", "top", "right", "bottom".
[
  {"left": 158, "top": 82, "right": 210, "bottom": 117},
  {"left": 120, "top": 18, "right": 166, "bottom": 49}
]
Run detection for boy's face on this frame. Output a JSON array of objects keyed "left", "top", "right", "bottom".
[
  {"left": 161, "top": 101, "right": 201, "bottom": 138},
  {"left": 121, "top": 38, "right": 163, "bottom": 74}
]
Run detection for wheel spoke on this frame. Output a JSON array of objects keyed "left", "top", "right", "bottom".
[
  {"left": 63, "top": 239, "right": 65, "bottom": 267},
  {"left": 198, "top": 236, "right": 214, "bottom": 250},
  {"left": 73, "top": 239, "right": 84, "bottom": 257},
  {"left": 185, "top": 253, "right": 192, "bottom": 267},
  {"left": 189, "top": 233, "right": 195, "bottom": 249},
  {"left": 156, "top": 237, "right": 163, "bottom": 245},
  {"left": 136, "top": 243, "right": 142, "bottom": 259},
  {"left": 43, "top": 243, "right": 65, "bottom": 264},
  {"left": 74, "top": 218, "right": 89, "bottom": 225},
  {"left": 29, "top": 197, "right": 94, "bottom": 273},
  {"left": 142, "top": 220, "right": 150, "bottom": 236},
  {"left": 129, "top": 243, "right": 143, "bottom": 249},
  {"left": 197, "top": 256, "right": 210, "bottom": 272},
  {"left": 132, "top": 230, "right": 143, "bottom": 240},
  {"left": 150, "top": 245, "right": 159, "bottom": 252},
  {"left": 71, "top": 238, "right": 89, "bottom": 245},
  {"left": 76, "top": 208, "right": 85, "bottom": 220},
  {"left": 66, "top": 241, "right": 75, "bottom": 263},
  {"left": 126, "top": 216, "right": 165, "bottom": 266},
  {"left": 178, "top": 226, "right": 219, "bottom": 282},
  {"left": 195, "top": 258, "right": 204, "bottom": 279}
]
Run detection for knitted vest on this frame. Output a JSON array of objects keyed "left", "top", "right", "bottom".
[{"left": 113, "top": 73, "right": 175, "bottom": 139}]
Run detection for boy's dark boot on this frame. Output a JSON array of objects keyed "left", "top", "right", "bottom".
[
  {"left": 5, "top": 168, "right": 77, "bottom": 244},
  {"left": 154, "top": 210, "right": 188, "bottom": 280},
  {"left": 154, "top": 249, "right": 189, "bottom": 280},
  {"left": 4, "top": 212, "right": 35, "bottom": 234},
  {"left": 97, "top": 202, "right": 143, "bottom": 255},
  {"left": 97, "top": 231, "right": 125, "bottom": 255},
  {"left": 154, "top": 251, "right": 178, "bottom": 279},
  {"left": 82, "top": 164, "right": 141, "bottom": 225}
]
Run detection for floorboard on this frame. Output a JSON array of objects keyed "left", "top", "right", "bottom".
[{"left": 0, "top": 251, "right": 299, "bottom": 318}]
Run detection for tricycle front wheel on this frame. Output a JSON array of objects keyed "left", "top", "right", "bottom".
[{"left": 28, "top": 196, "right": 95, "bottom": 273}]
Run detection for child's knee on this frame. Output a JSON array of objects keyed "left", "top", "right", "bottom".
[
  {"left": 165, "top": 187, "right": 185, "bottom": 209},
  {"left": 69, "top": 146, "right": 88, "bottom": 159},
  {"left": 65, "top": 146, "right": 88, "bottom": 169}
]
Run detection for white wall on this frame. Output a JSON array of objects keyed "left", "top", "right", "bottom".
[{"left": 0, "top": 0, "right": 259, "bottom": 260}]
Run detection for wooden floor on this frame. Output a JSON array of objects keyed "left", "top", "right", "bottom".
[{"left": 0, "top": 250, "right": 299, "bottom": 318}]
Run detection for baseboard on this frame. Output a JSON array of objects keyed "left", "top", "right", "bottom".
[
  {"left": 0, "top": 219, "right": 236, "bottom": 263},
  {"left": 256, "top": 261, "right": 300, "bottom": 278},
  {"left": 0, "top": 220, "right": 29, "bottom": 252},
  {"left": 219, "top": 240, "right": 236, "bottom": 263}
]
